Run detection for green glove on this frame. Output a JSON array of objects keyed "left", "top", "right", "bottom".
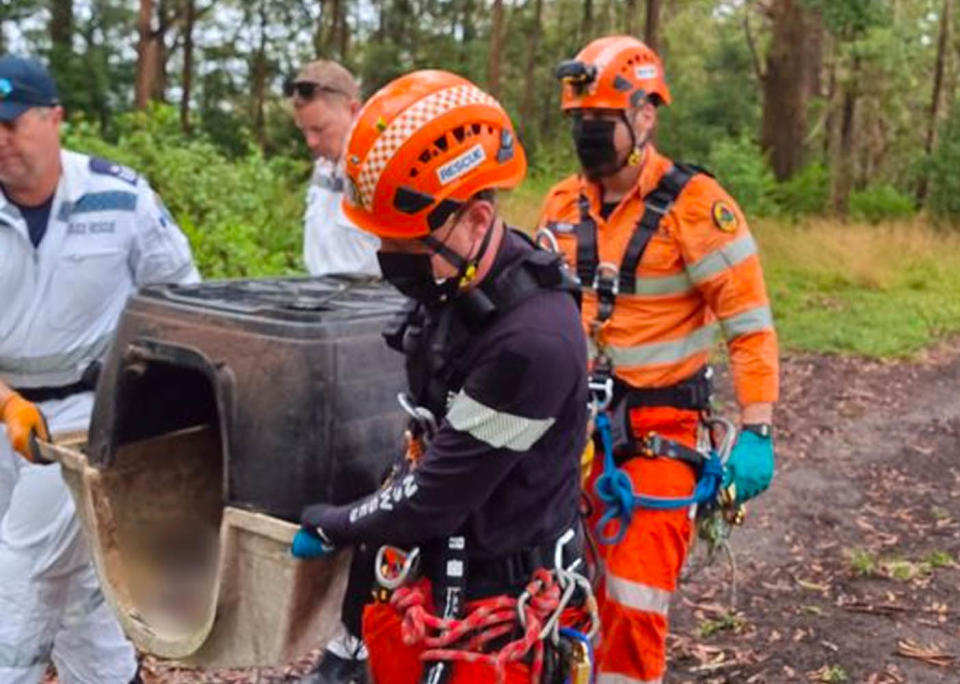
[{"left": 723, "top": 430, "right": 774, "bottom": 503}]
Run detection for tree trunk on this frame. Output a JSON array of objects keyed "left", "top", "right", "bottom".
[
  {"left": 49, "top": 0, "right": 73, "bottom": 55},
  {"left": 151, "top": 0, "right": 168, "bottom": 101},
  {"left": 49, "top": 0, "right": 74, "bottom": 94},
  {"left": 462, "top": 0, "right": 475, "bottom": 41},
  {"left": 831, "top": 83, "right": 857, "bottom": 214},
  {"left": 459, "top": 0, "right": 476, "bottom": 68},
  {"left": 326, "top": 0, "right": 341, "bottom": 58},
  {"left": 917, "top": 0, "right": 952, "bottom": 205},
  {"left": 644, "top": 0, "right": 661, "bottom": 51},
  {"left": 625, "top": 0, "right": 638, "bottom": 34},
  {"left": 519, "top": 0, "right": 544, "bottom": 142},
  {"left": 251, "top": 0, "right": 269, "bottom": 149},
  {"left": 180, "top": 0, "right": 195, "bottom": 133},
  {"left": 313, "top": 0, "right": 327, "bottom": 55},
  {"left": 822, "top": 53, "right": 836, "bottom": 164},
  {"left": 337, "top": 0, "right": 349, "bottom": 59},
  {"left": 488, "top": 0, "right": 503, "bottom": 97},
  {"left": 582, "top": 0, "right": 593, "bottom": 40},
  {"left": 761, "top": 0, "right": 812, "bottom": 181},
  {"left": 805, "top": 9, "right": 824, "bottom": 98},
  {"left": 135, "top": 0, "right": 156, "bottom": 109}
]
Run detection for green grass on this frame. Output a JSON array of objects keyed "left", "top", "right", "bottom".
[
  {"left": 503, "top": 179, "right": 960, "bottom": 358},
  {"left": 847, "top": 548, "right": 878, "bottom": 576},
  {"left": 817, "top": 665, "right": 850, "bottom": 683},
  {"left": 758, "top": 219, "right": 960, "bottom": 357},
  {"left": 696, "top": 611, "right": 747, "bottom": 637},
  {"left": 922, "top": 550, "right": 956, "bottom": 569}
]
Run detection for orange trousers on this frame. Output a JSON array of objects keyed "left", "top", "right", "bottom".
[{"left": 588, "top": 406, "right": 699, "bottom": 684}]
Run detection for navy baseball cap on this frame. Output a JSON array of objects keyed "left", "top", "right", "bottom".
[{"left": 0, "top": 56, "right": 60, "bottom": 122}]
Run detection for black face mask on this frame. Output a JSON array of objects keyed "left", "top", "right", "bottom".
[
  {"left": 377, "top": 250, "right": 460, "bottom": 306},
  {"left": 378, "top": 215, "right": 495, "bottom": 307},
  {"left": 572, "top": 117, "right": 623, "bottom": 180}
]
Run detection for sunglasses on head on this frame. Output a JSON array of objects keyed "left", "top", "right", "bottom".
[{"left": 282, "top": 79, "right": 346, "bottom": 100}]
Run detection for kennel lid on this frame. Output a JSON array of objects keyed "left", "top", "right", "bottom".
[{"left": 138, "top": 276, "right": 406, "bottom": 323}]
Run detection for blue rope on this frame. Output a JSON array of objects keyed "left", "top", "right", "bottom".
[{"left": 592, "top": 412, "right": 725, "bottom": 546}]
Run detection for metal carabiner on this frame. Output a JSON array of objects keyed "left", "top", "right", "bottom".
[
  {"left": 397, "top": 393, "right": 438, "bottom": 440},
  {"left": 534, "top": 227, "right": 561, "bottom": 253},
  {"left": 374, "top": 545, "right": 421, "bottom": 590},
  {"left": 591, "top": 261, "right": 620, "bottom": 297},
  {"left": 588, "top": 374, "right": 614, "bottom": 413},
  {"left": 553, "top": 527, "right": 583, "bottom": 575},
  {"left": 703, "top": 415, "right": 737, "bottom": 465}
]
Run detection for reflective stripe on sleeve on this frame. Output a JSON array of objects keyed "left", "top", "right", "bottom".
[
  {"left": 719, "top": 304, "right": 774, "bottom": 340},
  {"left": 686, "top": 235, "right": 757, "bottom": 284},
  {"left": 446, "top": 390, "right": 555, "bottom": 451}
]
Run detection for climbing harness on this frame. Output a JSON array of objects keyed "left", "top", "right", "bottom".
[
  {"left": 592, "top": 413, "right": 732, "bottom": 545},
  {"left": 373, "top": 530, "right": 599, "bottom": 684}
]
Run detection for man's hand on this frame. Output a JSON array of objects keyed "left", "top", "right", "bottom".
[
  {"left": 291, "top": 526, "right": 336, "bottom": 559},
  {"left": 1, "top": 393, "right": 50, "bottom": 462},
  {"left": 723, "top": 429, "right": 774, "bottom": 503},
  {"left": 292, "top": 501, "right": 342, "bottom": 558}
]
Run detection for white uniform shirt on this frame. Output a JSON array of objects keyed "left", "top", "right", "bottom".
[
  {"left": 303, "top": 158, "right": 381, "bottom": 277},
  {"left": 0, "top": 149, "right": 200, "bottom": 391}
]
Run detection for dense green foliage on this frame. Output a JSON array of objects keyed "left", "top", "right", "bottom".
[
  {"left": 64, "top": 106, "right": 308, "bottom": 278},
  {"left": 7, "top": 1, "right": 960, "bottom": 356},
  {"left": 927, "top": 107, "right": 960, "bottom": 221},
  {"left": 4, "top": 0, "right": 959, "bottom": 223},
  {"left": 849, "top": 186, "right": 916, "bottom": 224}
]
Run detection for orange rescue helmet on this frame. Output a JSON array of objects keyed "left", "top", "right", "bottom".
[
  {"left": 341, "top": 69, "right": 526, "bottom": 239},
  {"left": 557, "top": 35, "right": 671, "bottom": 111}
]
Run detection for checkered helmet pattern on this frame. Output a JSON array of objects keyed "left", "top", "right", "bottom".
[{"left": 354, "top": 84, "right": 498, "bottom": 210}]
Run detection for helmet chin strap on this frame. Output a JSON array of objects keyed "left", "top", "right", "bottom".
[
  {"left": 421, "top": 212, "right": 497, "bottom": 289},
  {"left": 622, "top": 110, "right": 652, "bottom": 169},
  {"left": 598, "top": 110, "right": 646, "bottom": 179}
]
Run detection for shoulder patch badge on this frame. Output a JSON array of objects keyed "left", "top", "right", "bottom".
[
  {"left": 711, "top": 200, "right": 739, "bottom": 233},
  {"left": 89, "top": 157, "right": 139, "bottom": 186}
]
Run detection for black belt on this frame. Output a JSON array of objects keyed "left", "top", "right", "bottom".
[
  {"left": 17, "top": 379, "right": 92, "bottom": 403},
  {"left": 629, "top": 432, "right": 707, "bottom": 470},
  {"left": 423, "top": 527, "right": 585, "bottom": 597},
  {"left": 612, "top": 365, "right": 713, "bottom": 411},
  {"left": 14, "top": 361, "right": 101, "bottom": 403},
  {"left": 471, "top": 527, "right": 584, "bottom": 589}
]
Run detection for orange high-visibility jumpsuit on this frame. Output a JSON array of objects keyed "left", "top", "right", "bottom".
[{"left": 538, "top": 145, "right": 779, "bottom": 684}]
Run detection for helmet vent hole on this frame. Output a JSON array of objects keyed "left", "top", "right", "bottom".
[
  {"left": 419, "top": 150, "right": 432, "bottom": 164},
  {"left": 434, "top": 135, "right": 448, "bottom": 152},
  {"left": 471, "top": 123, "right": 482, "bottom": 135},
  {"left": 452, "top": 126, "right": 466, "bottom": 143}
]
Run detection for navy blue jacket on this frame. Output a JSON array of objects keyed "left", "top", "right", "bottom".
[{"left": 303, "top": 230, "right": 588, "bottom": 563}]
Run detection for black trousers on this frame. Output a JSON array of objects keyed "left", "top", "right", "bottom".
[{"left": 342, "top": 543, "right": 376, "bottom": 639}]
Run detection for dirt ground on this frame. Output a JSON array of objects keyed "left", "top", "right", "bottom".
[
  {"left": 671, "top": 344, "right": 960, "bottom": 683},
  {"left": 131, "top": 344, "right": 960, "bottom": 683}
]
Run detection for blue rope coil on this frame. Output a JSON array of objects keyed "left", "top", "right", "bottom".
[{"left": 592, "top": 412, "right": 725, "bottom": 545}]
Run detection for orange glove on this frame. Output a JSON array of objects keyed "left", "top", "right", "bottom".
[{"left": 1, "top": 393, "right": 50, "bottom": 462}]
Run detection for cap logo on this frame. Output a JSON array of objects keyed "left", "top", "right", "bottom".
[{"left": 0, "top": 79, "right": 12, "bottom": 99}]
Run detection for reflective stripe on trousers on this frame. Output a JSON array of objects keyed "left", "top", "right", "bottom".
[
  {"left": 597, "top": 673, "right": 663, "bottom": 684},
  {"left": 589, "top": 406, "right": 698, "bottom": 684}
]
